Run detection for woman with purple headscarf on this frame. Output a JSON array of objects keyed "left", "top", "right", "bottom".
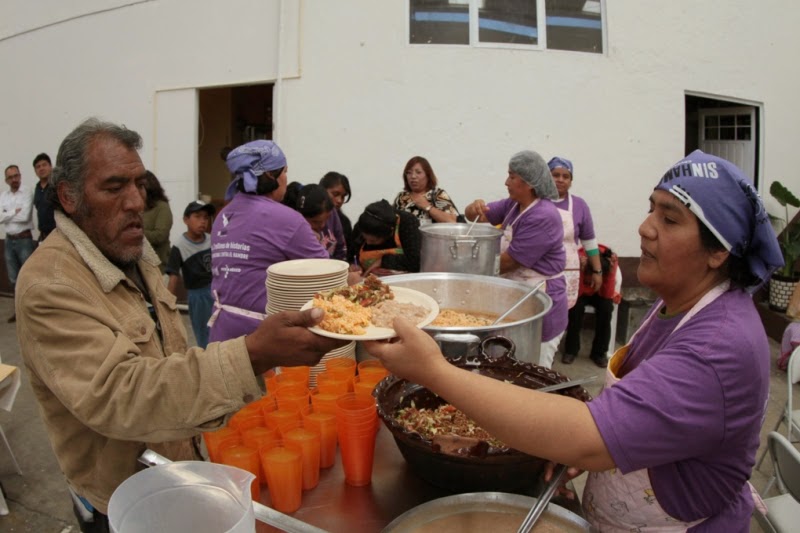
[
  {"left": 368, "top": 151, "right": 784, "bottom": 532},
  {"left": 208, "top": 140, "right": 328, "bottom": 343}
]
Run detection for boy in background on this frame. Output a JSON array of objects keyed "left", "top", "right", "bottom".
[{"left": 167, "top": 200, "right": 216, "bottom": 348}]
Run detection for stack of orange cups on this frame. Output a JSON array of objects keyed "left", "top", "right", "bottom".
[
  {"left": 220, "top": 445, "right": 261, "bottom": 501},
  {"left": 203, "top": 426, "right": 240, "bottom": 463},
  {"left": 283, "top": 427, "right": 321, "bottom": 490},
  {"left": 300, "top": 405, "right": 338, "bottom": 469},
  {"left": 261, "top": 446, "right": 303, "bottom": 513},
  {"left": 276, "top": 372, "right": 307, "bottom": 390},
  {"left": 335, "top": 393, "right": 378, "bottom": 486}
]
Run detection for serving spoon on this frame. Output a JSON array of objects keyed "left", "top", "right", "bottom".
[
  {"left": 491, "top": 280, "right": 546, "bottom": 326},
  {"left": 464, "top": 214, "right": 481, "bottom": 237},
  {"left": 517, "top": 463, "right": 568, "bottom": 533}
]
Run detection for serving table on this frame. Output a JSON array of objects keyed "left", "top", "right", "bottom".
[{"left": 254, "top": 425, "right": 582, "bottom": 532}]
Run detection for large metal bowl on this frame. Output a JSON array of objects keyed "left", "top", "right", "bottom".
[
  {"left": 382, "top": 492, "right": 590, "bottom": 532},
  {"left": 382, "top": 272, "right": 552, "bottom": 364},
  {"left": 374, "top": 341, "right": 592, "bottom": 493}
]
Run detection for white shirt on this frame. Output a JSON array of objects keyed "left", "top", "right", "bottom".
[{"left": 0, "top": 186, "right": 34, "bottom": 235}]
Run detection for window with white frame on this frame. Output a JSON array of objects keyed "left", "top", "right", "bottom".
[{"left": 409, "top": 0, "right": 604, "bottom": 53}]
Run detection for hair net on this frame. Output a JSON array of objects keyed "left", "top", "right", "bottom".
[{"left": 509, "top": 150, "right": 559, "bottom": 200}]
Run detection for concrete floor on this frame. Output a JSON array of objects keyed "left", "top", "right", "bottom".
[{"left": 0, "top": 295, "right": 793, "bottom": 532}]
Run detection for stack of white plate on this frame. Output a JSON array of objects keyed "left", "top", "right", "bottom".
[
  {"left": 265, "top": 258, "right": 354, "bottom": 387},
  {"left": 266, "top": 258, "right": 349, "bottom": 315}
]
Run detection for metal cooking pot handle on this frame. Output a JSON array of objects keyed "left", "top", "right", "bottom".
[
  {"left": 449, "top": 239, "right": 478, "bottom": 260},
  {"left": 479, "top": 336, "right": 516, "bottom": 360},
  {"left": 433, "top": 333, "right": 482, "bottom": 347}
]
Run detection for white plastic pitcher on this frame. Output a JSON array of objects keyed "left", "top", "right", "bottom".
[{"left": 108, "top": 461, "right": 255, "bottom": 533}]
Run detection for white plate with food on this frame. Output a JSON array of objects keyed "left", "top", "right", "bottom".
[{"left": 300, "top": 279, "right": 440, "bottom": 341}]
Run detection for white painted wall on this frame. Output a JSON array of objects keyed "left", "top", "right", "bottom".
[{"left": 1, "top": 0, "right": 798, "bottom": 260}]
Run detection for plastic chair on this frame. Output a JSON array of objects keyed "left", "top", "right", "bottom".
[
  {"left": 585, "top": 266, "right": 622, "bottom": 356},
  {"left": 756, "top": 345, "right": 800, "bottom": 486},
  {"left": 754, "top": 432, "right": 800, "bottom": 533}
]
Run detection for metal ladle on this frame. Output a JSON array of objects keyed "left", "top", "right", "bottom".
[
  {"left": 517, "top": 464, "right": 568, "bottom": 533},
  {"left": 491, "top": 280, "right": 546, "bottom": 326},
  {"left": 464, "top": 214, "right": 481, "bottom": 237}
]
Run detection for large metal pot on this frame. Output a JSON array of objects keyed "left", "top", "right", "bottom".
[
  {"left": 374, "top": 344, "right": 592, "bottom": 494},
  {"left": 382, "top": 272, "right": 551, "bottom": 364},
  {"left": 420, "top": 223, "right": 502, "bottom": 276},
  {"left": 382, "top": 492, "right": 590, "bottom": 532}
]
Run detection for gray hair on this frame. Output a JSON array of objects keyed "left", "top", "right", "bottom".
[
  {"left": 51, "top": 118, "right": 143, "bottom": 213},
  {"left": 509, "top": 150, "right": 559, "bottom": 200}
]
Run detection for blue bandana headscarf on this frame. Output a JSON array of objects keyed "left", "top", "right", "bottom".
[
  {"left": 547, "top": 156, "right": 574, "bottom": 175},
  {"left": 654, "top": 150, "right": 783, "bottom": 292},
  {"left": 224, "top": 140, "right": 287, "bottom": 201}
]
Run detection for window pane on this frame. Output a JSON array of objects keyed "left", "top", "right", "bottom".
[
  {"left": 737, "top": 126, "right": 751, "bottom": 140},
  {"left": 736, "top": 114, "right": 751, "bottom": 126},
  {"left": 705, "top": 116, "right": 718, "bottom": 128},
  {"left": 410, "top": 0, "right": 469, "bottom": 44},
  {"left": 719, "top": 126, "right": 735, "bottom": 140},
  {"left": 719, "top": 115, "right": 735, "bottom": 127},
  {"left": 478, "top": 0, "right": 537, "bottom": 45},
  {"left": 705, "top": 127, "right": 719, "bottom": 140},
  {"left": 546, "top": 0, "right": 603, "bottom": 53}
]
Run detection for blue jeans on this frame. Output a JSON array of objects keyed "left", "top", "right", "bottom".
[
  {"left": 188, "top": 286, "right": 213, "bottom": 349},
  {"left": 4, "top": 237, "right": 35, "bottom": 286}
]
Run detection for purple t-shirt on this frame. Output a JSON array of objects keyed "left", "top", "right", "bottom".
[
  {"left": 321, "top": 208, "right": 347, "bottom": 261},
  {"left": 485, "top": 198, "right": 567, "bottom": 341},
  {"left": 553, "top": 193, "right": 596, "bottom": 245},
  {"left": 209, "top": 194, "right": 328, "bottom": 342},
  {"left": 587, "top": 289, "right": 769, "bottom": 531}
]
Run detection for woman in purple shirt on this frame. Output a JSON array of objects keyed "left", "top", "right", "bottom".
[
  {"left": 368, "top": 151, "right": 784, "bottom": 532},
  {"left": 208, "top": 141, "right": 328, "bottom": 343},
  {"left": 465, "top": 150, "right": 567, "bottom": 368}
]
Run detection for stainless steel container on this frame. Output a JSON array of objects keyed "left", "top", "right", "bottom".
[
  {"left": 382, "top": 492, "right": 590, "bottom": 532},
  {"left": 420, "top": 223, "right": 502, "bottom": 276},
  {"left": 382, "top": 272, "right": 552, "bottom": 364}
]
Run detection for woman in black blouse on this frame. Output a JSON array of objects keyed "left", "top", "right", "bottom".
[{"left": 351, "top": 199, "right": 421, "bottom": 275}]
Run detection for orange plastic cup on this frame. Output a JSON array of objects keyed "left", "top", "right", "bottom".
[
  {"left": 337, "top": 423, "right": 377, "bottom": 486},
  {"left": 275, "top": 388, "right": 310, "bottom": 413},
  {"left": 264, "top": 369, "right": 279, "bottom": 394},
  {"left": 335, "top": 393, "right": 377, "bottom": 421},
  {"left": 302, "top": 409, "right": 338, "bottom": 469},
  {"left": 261, "top": 446, "right": 303, "bottom": 513},
  {"left": 309, "top": 389, "right": 342, "bottom": 414},
  {"left": 324, "top": 358, "right": 357, "bottom": 380},
  {"left": 220, "top": 445, "right": 261, "bottom": 500},
  {"left": 264, "top": 408, "right": 302, "bottom": 435},
  {"left": 229, "top": 410, "right": 266, "bottom": 434},
  {"left": 279, "top": 366, "right": 311, "bottom": 389},
  {"left": 276, "top": 373, "right": 307, "bottom": 389},
  {"left": 316, "top": 372, "right": 351, "bottom": 395},
  {"left": 202, "top": 427, "right": 239, "bottom": 463},
  {"left": 241, "top": 426, "right": 281, "bottom": 456},
  {"left": 357, "top": 360, "right": 389, "bottom": 382},
  {"left": 214, "top": 432, "right": 244, "bottom": 462},
  {"left": 283, "top": 428, "right": 321, "bottom": 490},
  {"left": 351, "top": 375, "right": 378, "bottom": 400}
]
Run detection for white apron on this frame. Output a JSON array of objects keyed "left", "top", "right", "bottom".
[
  {"left": 582, "top": 282, "right": 733, "bottom": 531},
  {"left": 560, "top": 194, "right": 580, "bottom": 308},
  {"left": 499, "top": 200, "right": 564, "bottom": 290}
]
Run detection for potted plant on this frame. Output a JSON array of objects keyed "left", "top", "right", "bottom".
[{"left": 768, "top": 181, "right": 800, "bottom": 312}]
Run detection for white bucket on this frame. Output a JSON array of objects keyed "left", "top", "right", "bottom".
[{"left": 108, "top": 461, "right": 256, "bottom": 533}]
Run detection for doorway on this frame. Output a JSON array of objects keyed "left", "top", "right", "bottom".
[
  {"left": 685, "top": 94, "right": 760, "bottom": 186},
  {"left": 197, "top": 83, "right": 274, "bottom": 208}
]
